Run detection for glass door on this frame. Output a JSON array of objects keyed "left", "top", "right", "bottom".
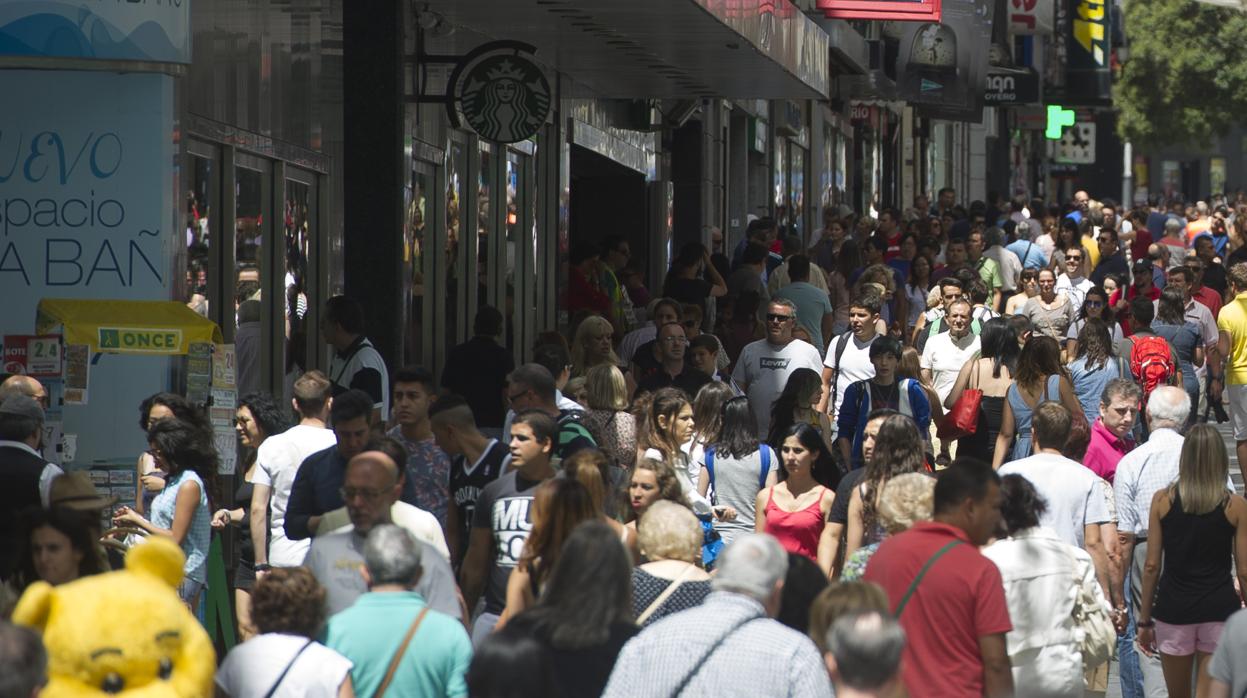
[
  {"left": 184, "top": 141, "right": 220, "bottom": 324},
  {"left": 282, "top": 169, "right": 318, "bottom": 408},
  {"left": 232, "top": 154, "right": 273, "bottom": 398}
]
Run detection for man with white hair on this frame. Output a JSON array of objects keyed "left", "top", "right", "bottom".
[
  {"left": 602, "top": 534, "right": 832, "bottom": 697},
  {"left": 1112, "top": 386, "right": 1209, "bottom": 697},
  {"left": 824, "top": 611, "right": 907, "bottom": 698},
  {"left": 1006, "top": 220, "right": 1049, "bottom": 270},
  {"left": 324, "top": 525, "right": 472, "bottom": 697}
]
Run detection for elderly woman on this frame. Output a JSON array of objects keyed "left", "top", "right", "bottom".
[
  {"left": 983, "top": 474, "right": 1110, "bottom": 697},
  {"left": 215, "top": 567, "right": 355, "bottom": 697},
  {"left": 631, "top": 501, "right": 712, "bottom": 626},
  {"left": 840, "top": 473, "right": 934, "bottom": 581}
]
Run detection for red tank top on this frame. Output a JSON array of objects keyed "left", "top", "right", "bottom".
[{"left": 764, "top": 486, "right": 826, "bottom": 560}]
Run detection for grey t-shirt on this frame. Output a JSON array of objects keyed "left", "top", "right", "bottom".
[
  {"left": 303, "top": 528, "right": 459, "bottom": 619},
  {"left": 702, "top": 445, "right": 778, "bottom": 545},
  {"left": 471, "top": 470, "right": 546, "bottom": 614},
  {"left": 1210, "top": 607, "right": 1247, "bottom": 696}
]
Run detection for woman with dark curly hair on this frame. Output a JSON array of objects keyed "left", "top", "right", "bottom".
[
  {"left": 132, "top": 392, "right": 210, "bottom": 516},
  {"left": 210, "top": 392, "right": 290, "bottom": 640},
  {"left": 113, "top": 418, "right": 217, "bottom": 609},
  {"left": 215, "top": 567, "right": 355, "bottom": 697}
]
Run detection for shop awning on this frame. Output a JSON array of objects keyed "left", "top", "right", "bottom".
[
  {"left": 35, "top": 299, "right": 223, "bottom": 355},
  {"left": 422, "top": 0, "right": 830, "bottom": 99}
]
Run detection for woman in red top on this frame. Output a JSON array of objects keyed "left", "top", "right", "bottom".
[{"left": 756, "top": 423, "right": 837, "bottom": 570}]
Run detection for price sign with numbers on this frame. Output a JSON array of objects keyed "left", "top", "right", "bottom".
[{"left": 4, "top": 335, "right": 62, "bottom": 377}]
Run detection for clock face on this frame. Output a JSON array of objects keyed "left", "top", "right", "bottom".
[{"left": 911, "top": 23, "right": 957, "bottom": 67}]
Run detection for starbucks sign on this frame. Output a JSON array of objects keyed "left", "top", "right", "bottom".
[{"left": 455, "top": 53, "right": 552, "bottom": 144}]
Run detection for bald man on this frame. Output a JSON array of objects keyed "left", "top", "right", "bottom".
[
  {"left": 0, "top": 376, "right": 47, "bottom": 408},
  {"left": 302, "top": 448, "right": 463, "bottom": 620},
  {"left": 1146, "top": 243, "right": 1169, "bottom": 288},
  {"left": 315, "top": 443, "right": 450, "bottom": 559}
]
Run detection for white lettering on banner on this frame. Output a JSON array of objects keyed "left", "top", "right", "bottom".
[
  {"left": 987, "top": 76, "right": 1015, "bottom": 91},
  {"left": 760, "top": 357, "right": 792, "bottom": 370},
  {"left": 492, "top": 497, "right": 533, "bottom": 566}
]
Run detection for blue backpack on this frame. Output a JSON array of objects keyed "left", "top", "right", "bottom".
[
  {"left": 704, "top": 444, "right": 773, "bottom": 495},
  {"left": 699, "top": 445, "right": 772, "bottom": 569}
]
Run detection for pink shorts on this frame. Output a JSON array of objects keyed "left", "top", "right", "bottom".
[{"left": 1154, "top": 619, "right": 1225, "bottom": 655}]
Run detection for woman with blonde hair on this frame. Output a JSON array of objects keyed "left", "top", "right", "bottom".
[
  {"left": 840, "top": 472, "right": 934, "bottom": 581},
  {"left": 563, "top": 449, "right": 634, "bottom": 552},
  {"left": 1138, "top": 425, "right": 1247, "bottom": 698},
  {"left": 631, "top": 501, "right": 711, "bottom": 626},
  {"left": 570, "top": 314, "right": 623, "bottom": 378},
  {"left": 581, "top": 364, "right": 637, "bottom": 482}
]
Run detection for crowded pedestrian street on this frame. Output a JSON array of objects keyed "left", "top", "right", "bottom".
[{"left": 8, "top": 0, "right": 1247, "bottom": 697}]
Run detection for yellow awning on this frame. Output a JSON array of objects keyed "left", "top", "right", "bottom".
[{"left": 35, "top": 299, "right": 223, "bottom": 355}]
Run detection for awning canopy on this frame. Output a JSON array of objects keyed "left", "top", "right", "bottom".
[{"left": 36, "top": 299, "right": 223, "bottom": 355}]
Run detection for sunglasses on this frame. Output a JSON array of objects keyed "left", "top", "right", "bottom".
[
  {"left": 766, "top": 313, "right": 794, "bottom": 322},
  {"left": 1066, "top": 256, "right": 1082, "bottom": 262}
]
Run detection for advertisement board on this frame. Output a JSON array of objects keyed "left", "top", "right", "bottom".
[
  {"left": 817, "top": 0, "right": 942, "bottom": 21},
  {"left": 0, "top": 0, "right": 190, "bottom": 64}
]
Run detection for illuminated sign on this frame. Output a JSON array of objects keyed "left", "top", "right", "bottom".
[
  {"left": 817, "top": 0, "right": 942, "bottom": 22},
  {"left": 1045, "top": 105, "right": 1076, "bottom": 139},
  {"left": 98, "top": 328, "right": 184, "bottom": 354}
]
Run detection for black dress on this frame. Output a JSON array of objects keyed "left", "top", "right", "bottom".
[
  {"left": 233, "top": 478, "right": 257, "bottom": 590},
  {"left": 957, "top": 395, "right": 1006, "bottom": 463},
  {"left": 1155, "top": 491, "right": 1240, "bottom": 625}
]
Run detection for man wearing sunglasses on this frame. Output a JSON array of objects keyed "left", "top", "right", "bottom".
[
  {"left": 1056, "top": 246, "right": 1096, "bottom": 309},
  {"left": 732, "top": 299, "right": 823, "bottom": 438}
]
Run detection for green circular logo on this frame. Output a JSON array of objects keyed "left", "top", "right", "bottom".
[{"left": 457, "top": 54, "right": 552, "bottom": 144}]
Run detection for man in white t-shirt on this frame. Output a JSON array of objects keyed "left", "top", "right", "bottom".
[
  {"left": 251, "top": 371, "right": 338, "bottom": 569},
  {"left": 920, "top": 299, "right": 981, "bottom": 405},
  {"left": 819, "top": 291, "right": 881, "bottom": 429},
  {"left": 1055, "top": 246, "right": 1095, "bottom": 309},
  {"left": 731, "top": 298, "right": 824, "bottom": 437},
  {"left": 998, "top": 401, "right": 1121, "bottom": 612}
]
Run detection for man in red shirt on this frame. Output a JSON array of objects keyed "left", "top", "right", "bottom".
[
  {"left": 863, "top": 460, "right": 1013, "bottom": 698},
  {"left": 1186, "top": 255, "right": 1224, "bottom": 318}
]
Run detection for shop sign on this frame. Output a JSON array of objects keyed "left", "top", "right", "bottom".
[
  {"left": 97, "top": 328, "right": 183, "bottom": 354},
  {"left": 895, "top": 0, "right": 992, "bottom": 121},
  {"left": 817, "top": 0, "right": 942, "bottom": 22},
  {"left": 1010, "top": 0, "right": 1055, "bottom": 35},
  {"left": 0, "top": 0, "right": 190, "bottom": 64},
  {"left": 455, "top": 53, "right": 552, "bottom": 144},
  {"left": 1064, "top": 0, "right": 1110, "bottom": 101},
  {"left": 984, "top": 69, "right": 1040, "bottom": 105},
  {"left": 850, "top": 102, "right": 876, "bottom": 124},
  {"left": 3, "top": 334, "right": 60, "bottom": 376},
  {"left": 1051, "top": 121, "right": 1096, "bottom": 164}
]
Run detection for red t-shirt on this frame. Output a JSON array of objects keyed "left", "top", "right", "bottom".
[
  {"left": 1193, "top": 285, "right": 1223, "bottom": 318},
  {"left": 863, "top": 521, "right": 1012, "bottom": 698}
]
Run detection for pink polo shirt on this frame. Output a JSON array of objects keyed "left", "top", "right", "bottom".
[{"left": 1084, "top": 418, "right": 1133, "bottom": 483}]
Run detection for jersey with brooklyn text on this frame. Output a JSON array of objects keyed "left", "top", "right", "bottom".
[
  {"left": 449, "top": 439, "right": 508, "bottom": 562},
  {"left": 471, "top": 469, "right": 546, "bottom": 614}
]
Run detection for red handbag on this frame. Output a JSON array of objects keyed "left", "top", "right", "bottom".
[{"left": 938, "top": 360, "right": 982, "bottom": 441}]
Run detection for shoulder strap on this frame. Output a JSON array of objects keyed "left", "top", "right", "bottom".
[
  {"left": 894, "top": 540, "right": 962, "bottom": 617},
  {"left": 375, "top": 606, "right": 431, "bottom": 698},
  {"left": 758, "top": 446, "right": 771, "bottom": 490},
  {"left": 828, "top": 333, "right": 852, "bottom": 414},
  {"left": 669, "top": 614, "right": 760, "bottom": 695},
  {"left": 636, "top": 565, "right": 699, "bottom": 625},
  {"left": 706, "top": 447, "right": 716, "bottom": 492},
  {"left": 263, "top": 639, "right": 315, "bottom": 698},
  {"left": 899, "top": 379, "right": 913, "bottom": 417}
]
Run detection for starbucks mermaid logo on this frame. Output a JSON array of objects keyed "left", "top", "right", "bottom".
[{"left": 457, "top": 55, "right": 551, "bottom": 144}]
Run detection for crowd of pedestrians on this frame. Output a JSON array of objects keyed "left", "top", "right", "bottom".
[{"left": 5, "top": 191, "right": 1247, "bottom": 697}]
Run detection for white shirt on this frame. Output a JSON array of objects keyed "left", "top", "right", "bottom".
[
  {"left": 321, "top": 501, "right": 451, "bottom": 559},
  {"left": 644, "top": 447, "right": 713, "bottom": 516},
  {"left": 920, "top": 331, "right": 981, "bottom": 403},
  {"left": 986, "top": 245, "right": 1023, "bottom": 292},
  {"left": 1111, "top": 428, "right": 1232, "bottom": 536},
  {"left": 823, "top": 333, "right": 878, "bottom": 424},
  {"left": 1056, "top": 274, "right": 1095, "bottom": 309},
  {"left": 0, "top": 440, "right": 63, "bottom": 508},
  {"left": 999, "top": 452, "right": 1114, "bottom": 547},
  {"left": 731, "top": 338, "right": 824, "bottom": 438},
  {"left": 253, "top": 425, "right": 338, "bottom": 566},
  {"left": 216, "top": 633, "right": 353, "bottom": 698},
  {"left": 983, "top": 527, "right": 1106, "bottom": 697}
]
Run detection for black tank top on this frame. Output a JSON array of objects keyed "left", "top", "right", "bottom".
[{"left": 1154, "top": 490, "right": 1240, "bottom": 624}]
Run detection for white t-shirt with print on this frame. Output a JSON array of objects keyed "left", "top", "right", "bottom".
[
  {"left": 823, "top": 333, "right": 878, "bottom": 423},
  {"left": 731, "top": 339, "right": 824, "bottom": 438}
]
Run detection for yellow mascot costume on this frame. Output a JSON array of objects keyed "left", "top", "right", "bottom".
[{"left": 12, "top": 536, "right": 216, "bottom": 697}]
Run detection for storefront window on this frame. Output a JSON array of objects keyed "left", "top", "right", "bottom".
[
  {"left": 445, "top": 143, "right": 464, "bottom": 356},
  {"left": 404, "top": 166, "right": 431, "bottom": 366},
  {"left": 478, "top": 143, "right": 493, "bottom": 308},
  {"left": 233, "top": 162, "right": 268, "bottom": 397},
  {"left": 282, "top": 177, "right": 312, "bottom": 402},
  {"left": 773, "top": 138, "right": 787, "bottom": 217},
  {"left": 186, "top": 156, "right": 213, "bottom": 317},
  {"left": 789, "top": 144, "right": 805, "bottom": 241}
]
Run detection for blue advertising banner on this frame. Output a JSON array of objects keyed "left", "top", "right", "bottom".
[
  {"left": 0, "top": 69, "right": 176, "bottom": 464},
  {"left": 0, "top": 0, "right": 190, "bottom": 64}
]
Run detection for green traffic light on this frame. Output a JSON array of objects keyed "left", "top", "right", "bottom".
[{"left": 1046, "top": 105, "right": 1075, "bottom": 140}]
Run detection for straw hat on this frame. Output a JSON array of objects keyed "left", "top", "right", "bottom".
[{"left": 48, "top": 471, "right": 118, "bottom": 512}]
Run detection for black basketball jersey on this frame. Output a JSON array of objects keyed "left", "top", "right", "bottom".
[{"left": 449, "top": 438, "right": 509, "bottom": 557}]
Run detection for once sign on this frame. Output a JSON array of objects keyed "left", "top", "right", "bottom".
[{"left": 98, "top": 327, "right": 184, "bottom": 354}]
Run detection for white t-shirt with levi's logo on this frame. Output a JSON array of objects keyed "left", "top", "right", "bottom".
[{"left": 731, "top": 338, "right": 823, "bottom": 437}]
